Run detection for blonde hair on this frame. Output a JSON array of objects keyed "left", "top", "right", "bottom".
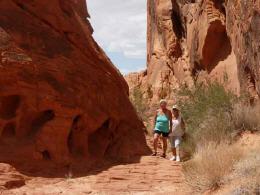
[{"left": 160, "top": 99, "right": 167, "bottom": 105}]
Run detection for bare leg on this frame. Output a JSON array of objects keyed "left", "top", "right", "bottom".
[
  {"left": 176, "top": 147, "right": 180, "bottom": 157},
  {"left": 162, "top": 137, "right": 167, "bottom": 155},
  {"left": 172, "top": 148, "right": 176, "bottom": 156},
  {"left": 153, "top": 133, "right": 159, "bottom": 154}
]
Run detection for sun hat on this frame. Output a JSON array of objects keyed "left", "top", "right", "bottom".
[
  {"left": 159, "top": 99, "right": 167, "bottom": 104},
  {"left": 172, "top": 105, "right": 179, "bottom": 110}
]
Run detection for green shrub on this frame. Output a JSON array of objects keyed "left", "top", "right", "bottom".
[
  {"left": 176, "top": 81, "right": 237, "bottom": 151},
  {"left": 130, "top": 86, "right": 148, "bottom": 121},
  {"left": 177, "top": 81, "right": 259, "bottom": 193}
]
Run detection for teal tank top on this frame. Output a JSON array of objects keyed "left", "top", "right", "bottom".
[{"left": 155, "top": 114, "right": 169, "bottom": 133}]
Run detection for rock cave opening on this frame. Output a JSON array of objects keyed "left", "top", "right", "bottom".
[
  {"left": 67, "top": 115, "right": 86, "bottom": 157},
  {"left": 30, "top": 110, "right": 55, "bottom": 137},
  {"left": 202, "top": 20, "right": 232, "bottom": 73},
  {"left": 88, "top": 119, "right": 112, "bottom": 158},
  {"left": 0, "top": 95, "right": 21, "bottom": 120},
  {"left": 171, "top": 1, "right": 185, "bottom": 39},
  {"left": 41, "top": 150, "right": 51, "bottom": 160}
]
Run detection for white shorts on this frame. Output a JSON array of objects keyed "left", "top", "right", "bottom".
[{"left": 169, "top": 136, "right": 182, "bottom": 148}]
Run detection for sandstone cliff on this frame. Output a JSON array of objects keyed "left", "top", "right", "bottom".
[
  {"left": 126, "top": 0, "right": 260, "bottom": 104},
  {"left": 0, "top": 0, "right": 148, "bottom": 167}
]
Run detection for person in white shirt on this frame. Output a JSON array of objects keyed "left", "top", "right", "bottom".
[{"left": 169, "top": 105, "right": 186, "bottom": 162}]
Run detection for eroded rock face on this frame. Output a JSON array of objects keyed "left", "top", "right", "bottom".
[
  {"left": 0, "top": 0, "right": 148, "bottom": 166},
  {"left": 127, "top": 0, "right": 259, "bottom": 104},
  {"left": 226, "top": 0, "right": 260, "bottom": 102},
  {"left": 146, "top": 0, "right": 184, "bottom": 102}
]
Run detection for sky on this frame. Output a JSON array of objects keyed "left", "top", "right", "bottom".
[{"left": 87, "top": 0, "right": 147, "bottom": 75}]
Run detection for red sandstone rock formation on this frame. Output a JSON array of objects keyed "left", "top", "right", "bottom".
[
  {"left": 0, "top": 0, "right": 148, "bottom": 167},
  {"left": 126, "top": 0, "right": 260, "bottom": 104},
  {"left": 226, "top": 0, "right": 260, "bottom": 103}
]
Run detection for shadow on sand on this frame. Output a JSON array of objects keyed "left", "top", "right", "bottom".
[{"left": 0, "top": 138, "right": 151, "bottom": 179}]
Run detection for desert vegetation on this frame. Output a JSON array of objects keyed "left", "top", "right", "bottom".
[
  {"left": 183, "top": 142, "right": 242, "bottom": 192},
  {"left": 225, "top": 141, "right": 260, "bottom": 194},
  {"left": 174, "top": 81, "right": 260, "bottom": 193},
  {"left": 130, "top": 80, "right": 260, "bottom": 193},
  {"left": 175, "top": 82, "right": 238, "bottom": 153},
  {"left": 130, "top": 86, "right": 150, "bottom": 124}
]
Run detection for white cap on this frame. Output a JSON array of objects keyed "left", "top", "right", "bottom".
[{"left": 172, "top": 105, "right": 179, "bottom": 110}]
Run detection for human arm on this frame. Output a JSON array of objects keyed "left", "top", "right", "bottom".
[
  {"left": 153, "top": 111, "right": 158, "bottom": 129},
  {"left": 169, "top": 110, "right": 173, "bottom": 133},
  {"left": 181, "top": 118, "right": 186, "bottom": 130},
  {"left": 181, "top": 118, "right": 186, "bottom": 136}
]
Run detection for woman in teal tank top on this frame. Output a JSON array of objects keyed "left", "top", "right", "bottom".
[
  {"left": 154, "top": 114, "right": 170, "bottom": 133},
  {"left": 152, "top": 99, "right": 172, "bottom": 158}
]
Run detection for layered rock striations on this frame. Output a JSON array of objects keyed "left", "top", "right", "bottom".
[
  {"left": 0, "top": 0, "right": 148, "bottom": 166},
  {"left": 126, "top": 0, "right": 260, "bottom": 103}
]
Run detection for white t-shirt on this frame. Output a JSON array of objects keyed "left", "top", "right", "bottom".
[{"left": 169, "top": 116, "right": 184, "bottom": 137}]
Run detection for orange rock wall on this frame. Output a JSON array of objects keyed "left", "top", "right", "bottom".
[
  {"left": 226, "top": 0, "right": 260, "bottom": 102},
  {"left": 127, "top": 0, "right": 260, "bottom": 103},
  {"left": 0, "top": 0, "right": 148, "bottom": 165}
]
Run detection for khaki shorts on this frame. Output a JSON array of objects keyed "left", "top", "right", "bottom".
[{"left": 169, "top": 136, "right": 182, "bottom": 148}]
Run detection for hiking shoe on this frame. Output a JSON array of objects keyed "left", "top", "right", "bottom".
[
  {"left": 160, "top": 153, "right": 166, "bottom": 158},
  {"left": 151, "top": 152, "right": 157, "bottom": 156},
  {"left": 170, "top": 156, "right": 176, "bottom": 161},
  {"left": 176, "top": 156, "right": 181, "bottom": 162}
]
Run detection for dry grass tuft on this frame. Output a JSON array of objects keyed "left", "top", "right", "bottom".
[
  {"left": 233, "top": 103, "right": 260, "bottom": 132},
  {"left": 183, "top": 142, "right": 242, "bottom": 192},
  {"left": 175, "top": 82, "right": 260, "bottom": 193},
  {"left": 225, "top": 141, "right": 260, "bottom": 194}
]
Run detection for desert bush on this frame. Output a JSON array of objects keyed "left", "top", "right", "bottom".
[
  {"left": 193, "top": 113, "right": 234, "bottom": 145},
  {"left": 179, "top": 133, "right": 196, "bottom": 157},
  {"left": 232, "top": 139, "right": 260, "bottom": 194},
  {"left": 183, "top": 142, "right": 242, "bottom": 192},
  {"left": 176, "top": 81, "right": 237, "bottom": 151},
  {"left": 177, "top": 81, "right": 260, "bottom": 193},
  {"left": 232, "top": 103, "right": 260, "bottom": 132},
  {"left": 226, "top": 142, "right": 260, "bottom": 195},
  {"left": 130, "top": 86, "right": 148, "bottom": 121}
]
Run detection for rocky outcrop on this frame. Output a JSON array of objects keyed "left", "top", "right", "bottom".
[
  {"left": 127, "top": 0, "right": 259, "bottom": 104},
  {"left": 226, "top": 0, "right": 260, "bottom": 103},
  {"left": 145, "top": 0, "right": 184, "bottom": 103},
  {"left": 0, "top": 0, "right": 148, "bottom": 167},
  {"left": 0, "top": 163, "right": 26, "bottom": 190}
]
